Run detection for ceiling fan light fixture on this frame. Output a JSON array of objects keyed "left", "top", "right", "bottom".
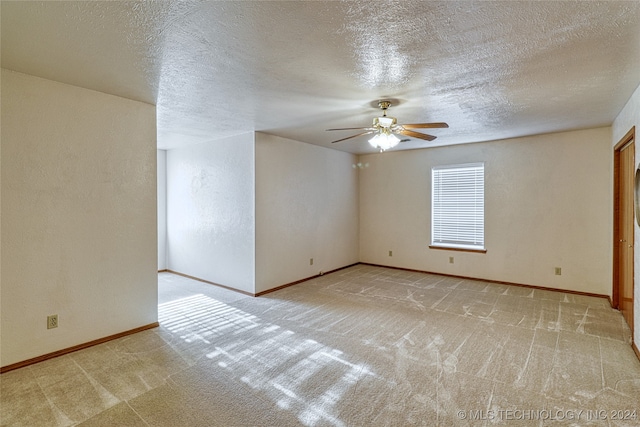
[
  {"left": 327, "top": 99, "right": 448, "bottom": 148},
  {"left": 368, "top": 131, "right": 400, "bottom": 151}
]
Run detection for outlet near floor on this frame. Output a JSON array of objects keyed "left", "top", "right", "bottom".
[{"left": 47, "top": 314, "right": 58, "bottom": 329}]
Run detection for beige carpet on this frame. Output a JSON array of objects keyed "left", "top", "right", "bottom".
[{"left": 2, "top": 265, "right": 639, "bottom": 426}]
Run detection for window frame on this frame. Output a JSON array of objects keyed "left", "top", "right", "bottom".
[{"left": 430, "top": 162, "right": 486, "bottom": 253}]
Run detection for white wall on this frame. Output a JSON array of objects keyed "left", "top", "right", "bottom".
[
  {"left": 1, "top": 70, "right": 157, "bottom": 367},
  {"left": 612, "top": 82, "right": 640, "bottom": 347},
  {"left": 166, "top": 134, "right": 255, "bottom": 294},
  {"left": 158, "top": 150, "right": 167, "bottom": 270},
  {"left": 359, "top": 127, "right": 612, "bottom": 296},
  {"left": 255, "top": 133, "right": 359, "bottom": 293}
]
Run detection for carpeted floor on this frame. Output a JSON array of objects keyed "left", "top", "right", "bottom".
[{"left": 2, "top": 265, "right": 639, "bottom": 426}]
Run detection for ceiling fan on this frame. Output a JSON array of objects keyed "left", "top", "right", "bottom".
[{"left": 327, "top": 100, "right": 448, "bottom": 151}]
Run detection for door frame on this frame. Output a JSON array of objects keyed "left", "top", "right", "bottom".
[{"left": 612, "top": 126, "right": 635, "bottom": 328}]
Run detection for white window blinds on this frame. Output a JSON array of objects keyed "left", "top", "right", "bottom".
[{"left": 431, "top": 163, "right": 485, "bottom": 250}]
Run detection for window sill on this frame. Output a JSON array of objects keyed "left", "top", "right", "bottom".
[{"left": 429, "top": 245, "right": 487, "bottom": 254}]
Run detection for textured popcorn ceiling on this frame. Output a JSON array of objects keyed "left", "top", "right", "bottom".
[{"left": 2, "top": 1, "right": 640, "bottom": 153}]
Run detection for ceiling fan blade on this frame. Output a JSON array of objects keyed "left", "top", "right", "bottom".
[
  {"left": 326, "top": 127, "right": 375, "bottom": 131},
  {"left": 400, "top": 122, "right": 449, "bottom": 129},
  {"left": 330, "top": 131, "right": 374, "bottom": 143},
  {"left": 399, "top": 129, "right": 437, "bottom": 141}
]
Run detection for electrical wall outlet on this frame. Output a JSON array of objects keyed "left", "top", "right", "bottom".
[
  {"left": 555, "top": 267, "right": 562, "bottom": 276},
  {"left": 47, "top": 314, "right": 58, "bottom": 329},
  {"left": 389, "top": 250, "right": 393, "bottom": 257},
  {"left": 310, "top": 258, "right": 313, "bottom": 266},
  {"left": 449, "top": 257, "right": 454, "bottom": 264}
]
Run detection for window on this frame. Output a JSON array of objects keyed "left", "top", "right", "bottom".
[{"left": 431, "top": 162, "right": 485, "bottom": 251}]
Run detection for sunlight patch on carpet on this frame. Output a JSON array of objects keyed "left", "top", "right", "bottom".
[{"left": 159, "top": 293, "right": 376, "bottom": 426}]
